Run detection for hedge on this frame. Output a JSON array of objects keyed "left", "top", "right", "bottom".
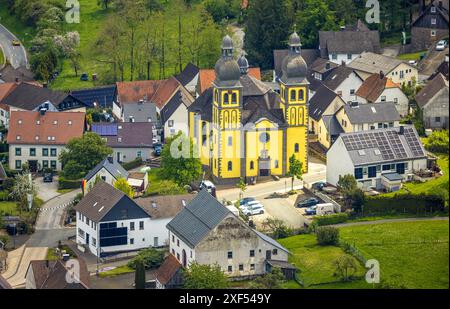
[
  {"left": 122, "top": 157, "right": 143, "bottom": 171},
  {"left": 364, "top": 193, "right": 446, "bottom": 214},
  {"left": 58, "top": 177, "right": 82, "bottom": 190},
  {"left": 313, "top": 213, "right": 349, "bottom": 226}
]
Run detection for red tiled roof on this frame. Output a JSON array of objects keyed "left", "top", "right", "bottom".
[
  {"left": 356, "top": 73, "right": 400, "bottom": 102},
  {"left": 197, "top": 68, "right": 261, "bottom": 94},
  {"left": 156, "top": 254, "right": 182, "bottom": 286},
  {"left": 151, "top": 77, "right": 181, "bottom": 109},
  {"left": 0, "top": 83, "right": 17, "bottom": 102},
  {"left": 7, "top": 111, "right": 85, "bottom": 145}
]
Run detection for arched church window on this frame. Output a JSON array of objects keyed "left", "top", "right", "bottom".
[
  {"left": 299, "top": 89, "right": 304, "bottom": 101},
  {"left": 290, "top": 108, "right": 297, "bottom": 125},
  {"left": 298, "top": 108, "right": 303, "bottom": 125},
  {"left": 224, "top": 93, "right": 229, "bottom": 104},
  {"left": 250, "top": 161, "right": 254, "bottom": 170},
  {"left": 294, "top": 143, "right": 300, "bottom": 153},
  {"left": 231, "top": 93, "right": 237, "bottom": 104},
  {"left": 227, "top": 161, "right": 233, "bottom": 171},
  {"left": 290, "top": 90, "right": 296, "bottom": 101}
]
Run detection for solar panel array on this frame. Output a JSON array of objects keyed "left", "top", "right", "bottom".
[
  {"left": 72, "top": 86, "right": 116, "bottom": 108},
  {"left": 92, "top": 124, "right": 118, "bottom": 136},
  {"left": 403, "top": 127, "right": 425, "bottom": 157},
  {"left": 385, "top": 130, "right": 408, "bottom": 159}
]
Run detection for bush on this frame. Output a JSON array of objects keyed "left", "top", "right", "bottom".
[
  {"left": 122, "top": 157, "right": 143, "bottom": 171},
  {"left": 127, "top": 248, "right": 164, "bottom": 270},
  {"left": 316, "top": 226, "right": 339, "bottom": 246},
  {"left": 424, "top": 130, "right": 449, "bottom": 154},
  {"left": 314, "top": 213, "right": 349, "bottom": 226},
  {"left": 58, "top": 177, "right": 82, "bottom": 190},
  {"left": 0, "top": 191, "right": 10, "bottom": 201},
  {"left": 364, "top": 193, "right": 446, "bottom": 215}
]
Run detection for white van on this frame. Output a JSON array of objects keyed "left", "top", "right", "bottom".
[{"left": 316, "top": 203, "right": 335, "bottom": 216}]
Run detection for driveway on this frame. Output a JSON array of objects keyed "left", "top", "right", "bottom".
[
  {"left": 0, "top": 23, "right": 28, "bottom": 69},
  {"left": 34, "top": 177, "right": 60, "bottom": 202}
]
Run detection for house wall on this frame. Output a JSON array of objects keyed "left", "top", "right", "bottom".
[
  {"left": 317, "top": 118, "right": 331, "bottom": 149},
  {"left": 423, "top": 88, "right": 449, "bottom": 129},
  {"left": 0, "top": 108, "right": 9, "bottom": 129},
  {"left": 113, "top": 147, "right": 152, "bottom": 163},
  {"left": 184, "top": 74, "right": 199, "bottom": 95},
  {"left": 164, "top": 104, "right": 189, "bottom": 140},
  {"left": 334, "top": 72, "right": 363, "bottom": 103},
  {"left": 8, "top": 144, "right": 64, "bottom": 171},
  {"left": 169, "top": 231, "right": 196, "bottom": 267},
  {"left": 386, "top": 63, "right": 419, "bottom": 87},
  {"left": 335, "top": 107, "right": 400, "bottom": 133},
  {"left": 149, "top": 217, "right": 171, "bottom": 247},
  {"left": 112, "top": 102, "right": 122, "bottom": 120},
  {"left": 25, "top": 267, "right": 36, "bottom": 289},
  {"left": 375, "top": 88, "right": 409, "bottom": 117},
  {"left": 328, "top": 53, "right": 360, "bottom": 65},
  {"left": 195, "top": 215, "right": 288, "bottom": 277},
  {"left": 326, "top": 137, "right": 355, "bottom": 186},
  {"left": 85, "top": 168, "right": 117, "bottom": 194}
]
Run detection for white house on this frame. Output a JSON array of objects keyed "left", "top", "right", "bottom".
[
  {"left": 326, "top": 126, "right": 428, "bottom": 191},
  {"left": 322, "top": 65, "right": 364, "bottom": 104},
  {"left": 160, "top": 87, "right": 194, "bottom": 141},
  {"left": 83, "top": 156, "right": 129, "bottom": 194},
  {"left": 166, "top": 190, "right": 291, "bottom": 278},
  {"left": 355, "top": 73, "right": 410, "bottom": 117},
  {"left": 175, "top": 63, "right": 200, "bottom": 96}
]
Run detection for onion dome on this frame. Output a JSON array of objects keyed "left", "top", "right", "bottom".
[
  {"left": 237, "top": 54, "right": 249, "bottom": 75},
  {"left": 280, "top": 32, "right": 307, "bottom": 84},
  {"left": 214, "top": 36, "right": 241, "bottom": 86}
]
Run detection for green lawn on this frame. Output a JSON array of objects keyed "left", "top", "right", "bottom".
[
  {"left": 0, "top": 201, "right": 19, "bottom": 216},
  {"left": 278, "top": 234, "right": 367, "bottom": 288},
  {"left": 397, "top": 51, "right": 427, "bottom": 61},
  {"left": 98, "top": 265, "right": 134, "bottom": 278},
  {"left": 146, "top": 168, "right": 186, "bottom": 196},
  {"left": 339, "top": 220, "right": 449, "bottom": 289},
  {"left": 279, "top": 220, "right": 449, "bottom": 289},
  {"left": 0, "top": 1, "right": 35, "bottom": 48}
]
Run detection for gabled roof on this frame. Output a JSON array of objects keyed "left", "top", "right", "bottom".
[
  {"left": 356, "top": 73, "right": 400, "bottom": 102},
  {"left": 166, "top": 190, "right": 230, "bottom": 248},
  {"left": 323, "top": 65, "right": 360, "bottom": 91},
  {"left": 7, "top": 111, "right": 85, "bottom": 145},
  {"left": 342, "top": 102, "right": 401, "bottom": 124},
  {"left": 338, "top": 126, "right": 426, "bottom": 166},
  {"left": 160, "top": 89, "right": 194, "bottom": 124},
  {"left": 84, "top": 156, "right": 129, "bottom": 182},
  {"left": 151, "top": 77, "right": 181, "bottom": 109},
  {"left": 416, "top": 73, "right": 449, "bottom": 108},
  {"left": 92, "top": 122, "right": 153, "bottom": 148},
  {"left": 322, "top": 114, "right": 344, "bottom": 136},
  {"left": 0, "top": 65, "right": 34, "bottom": 83},
  {"left": 197, "top": 68, "right": 261, "bottom": 94},
  {"left": 1, "top": 82, "right": 70, "bottom": 110},
  {"left": 412, "top": 0, "right": 449, "bottom": 26},
  {"left": 175, "top": 63, "right": 199, "bottom": 86},
  {"left": 310, "top": 58, "right": 339, "bottom": 74},
  {"left": 156, "top": 254, "right": 182, "bottom": 286},
  {"left": 27, "top": 259, "right": 90, "bottom": 289},
  {"left": 347, "top": 52, "right": 412, "bottom": 75},
  {"left": 71, "top": 85, "right": 117, "bottom": 108},
  {"left": 309, "top": 85, "right": 340, "bottom": 121},
  {"left": 136, "top": 194, "right": 195, "bottom": 219},
  {"left": 188, "top": 88, "right": 213, "bottom": 122},
  {"left": 253, "top": 229, "right": 289, "bottom": 253},
  {"left": 116, "top": 80, "right": 164, "bottom": 104},
  {"left": 122, "top": 101, "right": 158, "bottom": 123}
]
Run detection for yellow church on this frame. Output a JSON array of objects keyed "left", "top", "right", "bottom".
[{"left": 188, "top": 33, "right": 309, "bottom": 184}]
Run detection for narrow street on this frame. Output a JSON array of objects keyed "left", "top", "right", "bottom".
[{"left": 0, "top": 23, "right": 28, "bottom": 69}]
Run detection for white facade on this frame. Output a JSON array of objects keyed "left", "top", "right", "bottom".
[
  {"left": 0, "top": 107, "right": 9, "bottom": 129},
  {"left": 334, "top": 72, "right": 363, "bottom": 103},
  {"left": 163, "top": 103, "right": 189, "bottom": 140},
  {"left": 8, "top": 144, "right": 64, "bottom": 171},
  {"left": 85, "top": 167, "right": 118, "bottom": 193},
  {"left": 356, "top": 87, "right": 409, "bottom": 117},
  {"left": 113, "top": 147, "right": 152, "bottom": 163}
]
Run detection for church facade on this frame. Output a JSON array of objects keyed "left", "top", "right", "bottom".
[{"left": 188, "top": 33, "right": 309, "bottom": 184}]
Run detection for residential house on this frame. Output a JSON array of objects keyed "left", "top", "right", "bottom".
[
  {"left": 25, "top": 259, "right": 90, "bottom": 289},
  {"left": 355, "top": 73, "right": 410, "bottom": 116},
  {"left": 322, "top": 64, "right": 364, "bottom": 104},
  {"left": 83, "top": 156, "right": 129, "bottom": 194},
  {"left": 135, "top": 194, "right": 195, "bottom": 247},
  {"left": 307, "top": 58, "right": 339, "bottom": 97},
  {"left": 188, "top": 34, "right": 308, "bottom": 184},
  {"left": 71, "top": 85, "right": 117, "bottom": 109},
  {"left": 348, "top": 52, "right": 418, "bottom": 86},
  {"left": 91, "top": 122, "right": 153, "bottom": 163},
  {"left": 318, "top": 20, "right": 381, "bottom": 64},
  {"left": 121, "top": 101, "right": 158, "bottom": 124},
  {"left": 308, "top": 85, "right": 346, "bottom": 149},
  {"left": 326, "top": 126, "right": 428, "bottom": 190},
  {"left": 335, "top": 102, "right": 401, "bottom": 133},
  {"left": 429, "top": 53, "right": 449, "bottom": 80},
  {"left": 160, "top": 87, "right": 194, "bottom": 140},
  {"left": 175, "top": 63, "right": 200, "bottom": 96},
  {"left": 411, "top": 0, "right": 449, "bottom": 51},
  {"left": 74, "top": 181, "right": 153, "bottom": 257},
  {"left": 166, "top": 190, "right": 291, "bottom": 278},
  {"left": 1, "top": 82, "right": 89, "bottom": 112},
  {"left": 7, "top": 110, "right": 86, "bottom": 172},
  {"left": 415, "top": 73, "right": 449, "bottom": 129}
]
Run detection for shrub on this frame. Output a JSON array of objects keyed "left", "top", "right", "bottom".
[
  {"left": 122, "top": 157, "right": 143, "bottom": 171},
  {"left": 261, "top": 218, "right": 294, "bottom": 239},
  {"left": 127, "top": 248, "right": 164, "bottom": 270},
  {"left": 333, "top": 254, "right": 358, "bottom": 281},
  {"left": 314, "top": 213, "right": 349, "bottom": 226},
  {"left": 58, "top": 177, "right": 82, "bottom": 190},
  {"left": 364, "top": 193, "right": 446, "bottom": 214},
  {"left": 424, "top": 130, "right": 449, "bottom": 154},
  {"left": 316, "top": 226, "right": 339, "bottom": 246}
]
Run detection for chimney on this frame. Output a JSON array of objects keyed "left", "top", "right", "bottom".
[
  {"left": 399, "top": 126, "right": 405, "bottom": 135},
  {"left": 341, "top": 60, "right": 346, "bottom": 66},
  {"left": 379, "top": 71, "right": 385, "bottom": 79},
  {"left": 107, "top": 156, "right": 113, "bottom": 164}
]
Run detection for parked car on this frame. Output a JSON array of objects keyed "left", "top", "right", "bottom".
[
  {"left": 311, "top": 181, "right": 327, "bottom": 191},
  {"left": 153, "top": 143, "right": 162, "bottom": 156},
  {"left": 80, "top": 72, "right": 89, "bottom": 81},
  {"left": 305, "top": 206, "right": 317, "bottom": 216},
  {"left": 11, "top": 39, "right": 20, "bottom": 46},
  {"left": 242, "top": 205, "right": 265, "bottom": 216},
  {"left": 239, "top": 201, "right": 264, "bottom": 212},
  {"left": 436, "top": 40, "right": 448, "bottom": 51},
  {"left": 199, "top": 180, "right": 216, "bottom": 197},
  {"left": 43, "top": 173, "right": 53, "bottom": 183},
  {"left": 240, "top": 197, "right": 256, "bottom": 205},
  {"left": 240, "top": 200, "right": 261, "bottom": 208},
  {"left": 297, "top": 197, "right": 319, "bottom": 208}
]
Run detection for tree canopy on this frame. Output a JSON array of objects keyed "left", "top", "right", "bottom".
[
  {"left": 114, "top": 177, "right": 134, "bottom": 198},
  {"left": 183, "top": 262, "right": 229, "bottom": 289},
  {"left": 59, "top": 132, "right": 113, "bottom": 180}
]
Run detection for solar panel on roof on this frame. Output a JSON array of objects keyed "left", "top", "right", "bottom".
[
  {"left": 92, "top": 124, "right": 118, "bottom": 136},
  {"left": 403, "top": 127, "right": 425, "bottom": 157},
  {"left": 385, "top": 130, "right": 408, "bottom": 159}
]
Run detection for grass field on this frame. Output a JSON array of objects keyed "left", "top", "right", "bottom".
[
  {"left": 0, "top": 1, "right": 35, "bottom": 48},
  {"left": 279, "top": 220, "right": 449, "bottom": 289},
  {"left": 146, "top": 169, "right": 186, "bottom": 196},
  {"left": 397, "top": 51, "right": 427, "bottom": 61}
]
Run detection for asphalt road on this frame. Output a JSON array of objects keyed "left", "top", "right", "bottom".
[{"left": 0, "top": 23, "right": 28, "bottom": 69}]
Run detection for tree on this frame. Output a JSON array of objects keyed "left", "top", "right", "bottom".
[
  {"left": 160, "top": 132, "right": 202, "bottom": 186},
  {"left": 9, "top": 173, "right": 35, "bottom": 212},
  {"left": 424, "top": 130, "right": 449, "bottom": 154},
  {"left": 134, "top": 260, "right": 146, "bottom": 289},
  {"left": 261, "top": 218, "right": 293, "bottom": 239},
  {"left": 316, "top": 226, "right": 339, "bottom": 246},
  {"left": 337, "top": 174, "right": 358, "bottom": 193},
  {"left": 127, "top": 248, "right": 165, "bottom": 269},
  {"left": 183, "top": 262, "right": 229, "bottom": 289},
  {"left": 59, "top": 132, "right": 113, "bottom": 180},
  {"left": 333, "top": 254, "right": 358, "bottom": 281},
  {"left": 245, "top": 0, "right": 291, "bottom": 69},
  {"left": 236, "top": 177, "right": 247, "bottom": 200},
  {"left": 54, "top": 31, "right": 81, "bottom": 76},
  {"left": 114, "top": 177, "right": 134, "bottom": 198},
  {"left": 249, "top": 267, "right": 285, "bottom": 289},
  {"left": 337, "top": 174, "right": 365, "bottom": 212},
  {"left": 287, "top": 155, "right": 303, "bottom": 191},
  {"left": 98, "top": 0, "right": 114, "bottom": 9}
]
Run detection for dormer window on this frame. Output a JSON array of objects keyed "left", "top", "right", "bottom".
[
  {"left": 68, "top": 120, "right": 72, "bottom": 125},
  {"left": 36, "top": 120, "right": 40, "bottom": 125},
  {"left": 16, "top": 135, "right": 21, "bottom": 140},
  {"left": 118, "top": 125, "right": 122, "bottom": 130},
  {"left": 118, "top": 137, "right": 122, "bottom": 143},
  {"left": 53, "top": 120, "right": 58, "bottom": 125},
  {"left": 18, "top": 120, "right": 22, "bottom": 124}
]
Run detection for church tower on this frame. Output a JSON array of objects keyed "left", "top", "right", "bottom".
[
  {"left": 279, "top": 32, "right": 309, "bottom": 173},
  {"left": 211, "top": 36, "right": 243, "bottom": 180}
]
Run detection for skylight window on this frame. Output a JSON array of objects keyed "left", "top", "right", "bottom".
[
  {"left": 371, "top": 107, "right": 377, "bottom": 113},
  {"left": 374, "top": 149, "right": 381, "bottom": 155},
  {"left": 93, "top": 202, "right": 98, "bottom": 207},
  {"left": 98, "top": 206, "right": 104, "bottom": 212},
  {"left": 358, "top": 150, "right": 366, "bottom": 156}
]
